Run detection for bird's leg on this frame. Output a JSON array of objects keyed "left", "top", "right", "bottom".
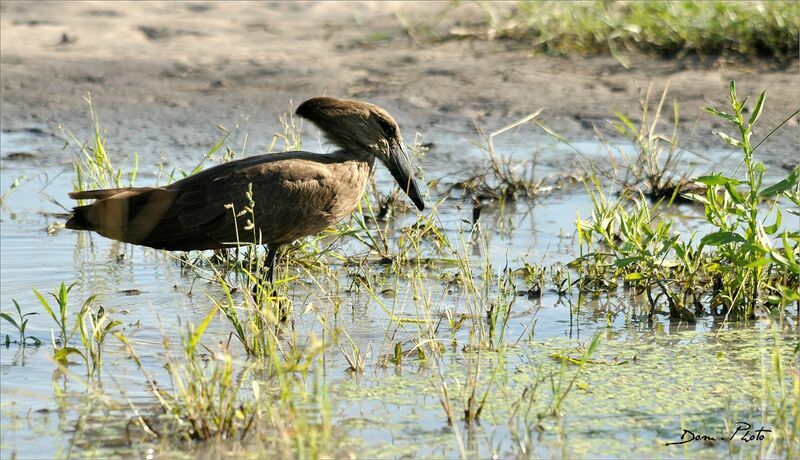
[
  {"left": 252, "top": 246, "right": 277, "bottom": 300},
  {"left": 265, "top": 246, "right": 278, "bottom": 285},
  {"left": 264, "top": 245, "right": 289, "bottom": 322}
]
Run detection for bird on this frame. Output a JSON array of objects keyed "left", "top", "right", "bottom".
[{"left": 66, "top": 96, "right": 425, "bottom": 284}]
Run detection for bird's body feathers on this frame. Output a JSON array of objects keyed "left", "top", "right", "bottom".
[
  {"left": 67, "top": 151, "right": 373, "bottom": 250},
  {"left": 66, "top": 96, "right": 424, "bottom": 252}
]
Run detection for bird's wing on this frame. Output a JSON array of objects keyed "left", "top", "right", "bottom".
[
  {"left": 67, "top": 152, "right": 348, "bottom": 250},
  {"left": 169, "top": 155, "right": 340, "bottom": 247}
]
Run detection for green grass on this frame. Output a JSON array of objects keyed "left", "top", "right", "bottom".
[
  {"left": 452, "top": 110, "right": 583, "bottom": 202},
  {"left": 475, "top": 1, "right": 799, "bottom": 64},
  {"left": 608, "top": 82, "right": 694, "bottom": 200}
]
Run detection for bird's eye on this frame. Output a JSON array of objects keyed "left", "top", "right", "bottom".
[{"left": 376, "top": 117, "right": 397, "bottom": 139}]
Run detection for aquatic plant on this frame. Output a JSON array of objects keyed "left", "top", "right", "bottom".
[
  {"left": 574, "top": 81, "right": 800, "bottom": 320},
  {"left": 120, "top": 305, "right": 260, "bottom": 441},
  {"left": 1, "top": 299, "right": 41, "bottom": 346},
  {"left": 0, "top": 175, "right": 31, "bottom": 206},
  {"left": 695, "top": 81, "right": 800, "bottom": 314},
  {"left": 214, "top": 272, "right": 290, "bottom": 359},
  {"left": 34, "top": 282, "right": 89, "bottom": 360},
  {"left": 164, "top": 311, "right": 259, "bottom": 441},
  {"left": 451, "top": 111, "right": 580, "bottom": 202},
  {"left": 610, "top": 83, "right": 695, "bottom": 200},
  {"left": 65, "top": 94, "right": 136, "bottom": 196},
  {"left": 75, "top": 303, "right": 122, "bottom": 377},
  {"left": 762, "top": 332, "right": 800, "bottom": 458},
  {"left": 33, "top": 281, "right": 122, "bottom": 376},
  {"left": 113, "top": 300, "right": 344, "bottom": 459}
]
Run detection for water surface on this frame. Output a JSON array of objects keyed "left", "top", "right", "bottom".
[{"left": 1, "top": 126, "right": 796, "bottom": 458}]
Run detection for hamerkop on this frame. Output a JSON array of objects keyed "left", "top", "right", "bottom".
[{"left": 66, "top": 97, "right": 425, "bottom": 282}]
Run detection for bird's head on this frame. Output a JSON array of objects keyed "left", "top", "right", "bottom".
[{"left": 296, "top": 96, "right": 424, "bottom": 211}]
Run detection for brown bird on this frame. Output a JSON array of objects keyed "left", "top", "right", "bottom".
[{"left": 66, "top": 96, "right": 425, "bottom": 282}]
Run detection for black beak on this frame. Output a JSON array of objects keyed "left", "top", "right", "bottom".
[{"left": 386, "top": 143, "right": 425, "bottom": 211}]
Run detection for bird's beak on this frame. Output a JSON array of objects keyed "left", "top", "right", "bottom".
[{"left": 386, "top": 143, "right": 425, "bottom": 211}]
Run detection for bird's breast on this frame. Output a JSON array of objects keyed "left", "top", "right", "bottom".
[
  {"left": 319, "top": 160, "right": 372, "bottom": 219},
  {"left": 253, "top": 159, "right": 372, "bottom": 244}
]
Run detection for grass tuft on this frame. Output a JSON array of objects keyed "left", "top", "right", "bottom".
[{"left": 475, "top": 1, "right": 799, "bottom": 64}]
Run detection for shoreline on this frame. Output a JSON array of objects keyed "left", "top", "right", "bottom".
[{"left": 2, "top": 1, "right": 798, "bottom": 162}]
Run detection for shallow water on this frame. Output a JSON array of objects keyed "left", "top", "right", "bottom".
[{"left": 1, "top": 126, "right": 797, "bottom": 459}]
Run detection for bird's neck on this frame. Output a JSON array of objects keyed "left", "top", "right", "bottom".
[{"left": 335, "top": 148, "right": 376, "bottom": 169}]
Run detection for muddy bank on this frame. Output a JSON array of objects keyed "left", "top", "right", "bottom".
[{"left": 2, "top": 1, "right": 798, "bottom": 164}]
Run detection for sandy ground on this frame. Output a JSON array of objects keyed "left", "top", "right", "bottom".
[{"left": 1, "top": 1, "right": 798, "bottom": 162}]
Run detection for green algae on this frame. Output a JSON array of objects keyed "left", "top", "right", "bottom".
[{"left": 329, "top": 327, "right": 798, "bottom": 458}]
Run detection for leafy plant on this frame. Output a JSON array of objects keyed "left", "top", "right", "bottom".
[
  {"left": 1, "top": 300, "right": 41, "bottom": 346},
  {"left": 34, "top": 282, "right": 93, "bottom": 360},
  {"left": 76, "top": 303, "right": 122, "bottom": 376},
  {"left": 694, "top": 82, "right": 800, "bottom": 314},
  {"left": 33, "top": 281, "right": 121, "bottom": 375},
  {"left": 573, "top": 81, "right": 799, "bottom": 319}
]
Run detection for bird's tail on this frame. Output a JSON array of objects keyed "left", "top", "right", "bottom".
[
  {"left": 65, "top": 205, "right": 94, "bottom": 230},
  {"left": 64, "top": 187, "right": 177, "bottom": 246},
  {"left": 69, "top": 188, "right": 135, "bottom": 200},
  {"left": 65, "top": 188, "right": 135, "bottom": 231}
]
